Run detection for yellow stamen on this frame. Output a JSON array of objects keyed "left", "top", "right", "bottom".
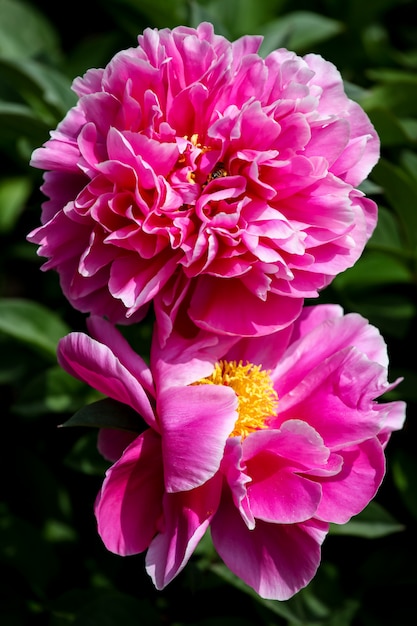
[{"left": 194, "top": 360, "right": 278, "bottom": 439}]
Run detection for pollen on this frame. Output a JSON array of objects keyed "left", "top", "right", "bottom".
[{"left": 195, "top": 360, "right": 278, "bottom": 439}]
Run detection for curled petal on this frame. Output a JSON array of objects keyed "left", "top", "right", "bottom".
[
  {"left": 146, "top": 473, "right": 223, "bottom": 589},
  {"left": 57, "top": 332, "right": 157, "bottom": 429},
  {"left": 95, "top": 430, "right": 164, "bottom": 555}
]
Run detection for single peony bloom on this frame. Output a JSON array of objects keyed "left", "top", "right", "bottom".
[
  {"left": 57, "top": 305, "right": 405, "bottom": 600},
  {"left": 28, "top": 22, "right": 379, "bottom": 340}
]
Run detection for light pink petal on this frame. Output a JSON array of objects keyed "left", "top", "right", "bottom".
[
  {"left": 158, "top": 385, "right": 238, "bottom": 492},
  {"left": 146, "top": 473, "right": 223, "bottom": 589},
  {"left": 95, "top": 430, "right": 164, "bottom": 555},
  {"left": 57, "top": 332, "right": 157, "bottom": 429},
  {"left": 211, "top": 493, "right": 329, "bottom": 600},
  {"left": 304, "top": 54, "right": 380, "bottom": 185}
]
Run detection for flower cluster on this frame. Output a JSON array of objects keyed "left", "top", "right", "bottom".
[{"left": 29, "top": 22, "right": 405, "bottom": 601}]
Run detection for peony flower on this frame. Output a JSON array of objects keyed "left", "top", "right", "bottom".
[
  {"left": 57, "top": 305, "right": 405, "bottom": 600},
  {"left": 28, "top": 23, "right": 379, "bottom": 340}
]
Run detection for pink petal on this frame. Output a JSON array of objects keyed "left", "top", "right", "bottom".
[
  {"left": 151, "top": 326, "right": 238, "bottom": 393},
  {"left": 189, "top": 275, "right": 304, "bottom": 336},
  {"left": 222, "top": 437, "right": 254, "bottom": 529},
  {"left": 158, "top": 385, "right": 238, "bottom": 492},
  {"left": 242, "top": 424, "right": 328, "bottom": 523},
  {"left": 87, "top": 315, "right": 154, "bottom": 395},
  {"left": 57, "top": 332, "right": 157, "bottom": 429},
  {"left": 146, "top": 473, "right": 223, "bottom": 589},
  {"left": 97, "top": 428, "right": 137, "bottom": 462},
  {"left": 95, "top": 430, "right": 164, "bottom": 555},
  {"left": 316, "top": 439, "right": 386, "bottom": 523},
  {"left": 211, "top": 493, "right": 329, "bottom": 600},
  {"left": 276, "top": 349, "right": 386, "bottom": 449}
]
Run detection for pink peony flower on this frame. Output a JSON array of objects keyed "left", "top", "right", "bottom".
[
  {"left": 28, "top": 23, "right": 379, "bottom": 340},
  {"left": 57, "top": 305, "right": 405, "bottom": 600}
]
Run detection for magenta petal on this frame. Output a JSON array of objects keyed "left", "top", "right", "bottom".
[
  {"left": 189, "top": 275, "right": 303, "bottom": 336},
  {"left": 224, "top": 324, "right": 293, "bottom": 371},
  {"left": 151, "top": 327, "right": 238, "bottom": 394},
  {"left": 146, "top": 473, "right": 222, "bottom": 589},
  {"left": 57, "top": 332, "right": 157, "bottom": 429},
  {"left": 211, "top": 493, "right": 329, "bottom": 600},
  {"left": 95, "top": 430, "right": 164, "bottom": 555},
  {"left": 87, "top": 315, "right": 154, "bottom": 395},
  {"left": 242, "top": 425, "right": 329, "bottom": 523},
  {"left": 158, "top": 385, "right": 237, "bottom": 492},
  {"left": 316, "top": 439, "right": 386, "bottom": 523},
  {"left": 97, "top": 428, "right": 137, "bottom": 462},
  {"left": 222, "top": 437, "right": 254, "bottom": 529}
]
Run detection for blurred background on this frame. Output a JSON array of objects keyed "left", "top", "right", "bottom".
[{"left": 1, "top": 1, "right": 416, "bottom": 624}]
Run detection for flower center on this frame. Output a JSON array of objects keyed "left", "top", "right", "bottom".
[{"left": 195, "top": 360, "right": 278, "bottom": 439}]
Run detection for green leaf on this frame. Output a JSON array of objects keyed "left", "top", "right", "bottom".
[
  {"left": 0, "top": 505, "right": 59, "bottom": 594},
  {"left": 371, "top": 158, "right": 417, "bottom": 250},
  {"left": 368, "top": 206, "right": 406, "bottom": 255},
  {"left": 0, "top": 57, "right": 76, "bottom": 122},
  {"left": 12, "top": 365, "right": 95, "bottom": 418},
  {"left": 366, "top": 107, "right": 413, "bottom": 146},
  {"left": 361, "top": 80, "right": 417, "bottom": 118},
  {"left": 333, "top": 250, "right": 414, "bottom": 290},
  {"left": 399, "top": 149, "right": 417, "bottom": 186},
  {"left": 63, "top": 431, "right": 110, "bottom": 475},
  {"left": 329, "top": 501, "right": 404, "bottom": 538},
  {"left": 0, "top": 101, "right": 51, "bottom": 144},
  {"left": 0, "top": 0, "right": 61, "bottom": 61},
  {"left": 60, "top": 397, "right": 143, "bottom": 432},
  {"left": 0, "top": 298, "right": 70, "bottom": 360},
  {"left": 50, "top": 589, "right": 161, "bottom": 626},
  {"left": 0, "top": 176, "right": 32, "bottom": 233},
  {"left": 391, "top": 449, "right": 417, "bottom": 520},
  {"left": 259, "top": 11, "right": 344, "bottom": 56},
  {"left": 101, "top": 0, "right": 188, "bottom": 32},
  {"left": 190, "top": 0, "right": 287, "bottom": 39}
]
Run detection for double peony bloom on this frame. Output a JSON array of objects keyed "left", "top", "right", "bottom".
[
  {"left": 28, "top": 22, "right": 379, "bottom": 341},
  {"left": 28, "top": 23, "right": 405, "bottom": 600}
]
